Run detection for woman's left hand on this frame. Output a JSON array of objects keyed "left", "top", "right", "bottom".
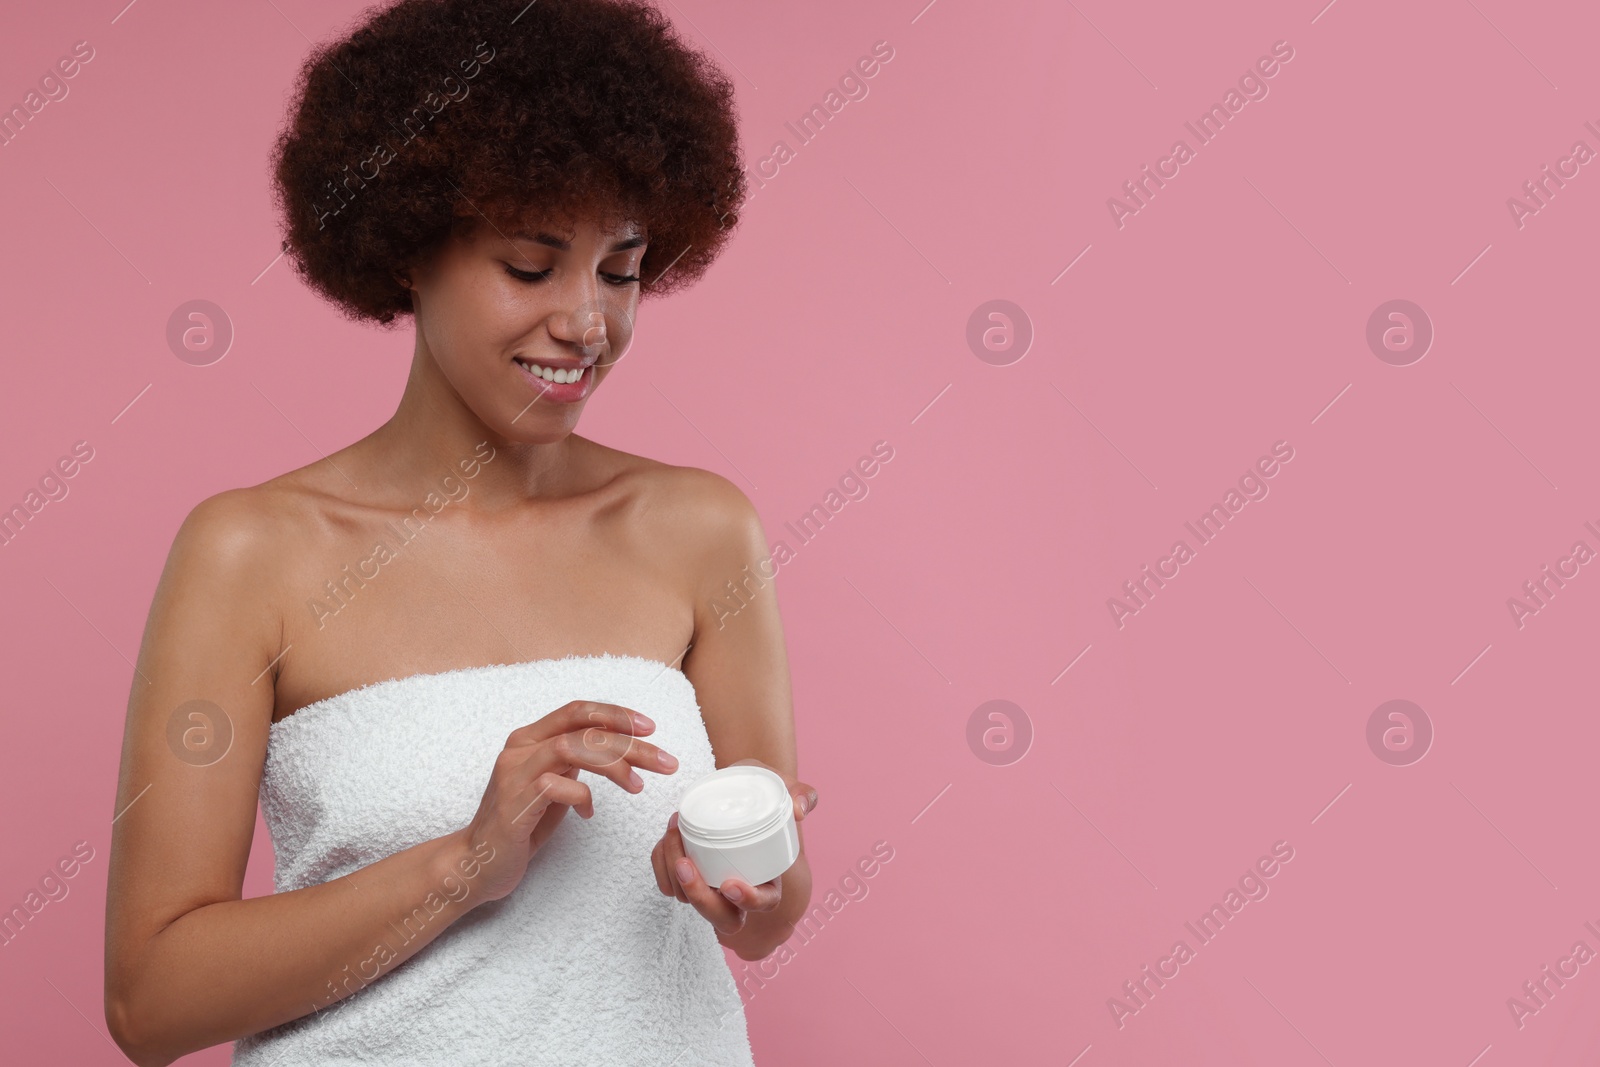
[{"left": 649, "top": 758, "right": 816, "bottom": 936}]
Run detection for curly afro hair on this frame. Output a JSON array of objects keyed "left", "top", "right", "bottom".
[{"left": 270, "top": 0, "right": 747, "bottom": 326}]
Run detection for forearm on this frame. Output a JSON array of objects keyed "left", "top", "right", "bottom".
[
  {"left": 718, "top": 853, "right": 812, "bottom": 961},
  {"left": 108, "top": 830, "right": 483, "bottom": 1067}
]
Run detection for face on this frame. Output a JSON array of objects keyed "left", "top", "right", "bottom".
[{"left": 405, "top": 212, "right": 646, "bottom": 442}]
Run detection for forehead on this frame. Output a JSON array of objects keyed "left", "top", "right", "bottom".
[
  {"left": 505, "top": 226, "right": 648, "bottom": 253},
  {"left": 468, "top": 203, "right": 645, "bottom": 247}
]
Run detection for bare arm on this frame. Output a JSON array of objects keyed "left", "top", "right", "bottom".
[
  {"left": 102, "top": 491, "right": 495, "bottom": 1065},
  {"left": 677, "top": 472, "right": 814, "bottom": 960},
  {"left": 108, "top": 477, "right": 694, "bottom": 1064}
]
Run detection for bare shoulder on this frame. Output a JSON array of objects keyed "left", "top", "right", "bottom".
[
  {"left": 169, "top": 486, "right": 279, "bottom": 574},
  {"left": 159, "top": 472, "right": 336, "bottom": 631},
  {"left": 579, "top": 440, "right": 767, "bottom": 587},
  {"left": 170, "top": 476, "right": 318, "bottom": 570},
  {"left": 599, "top": 447, "right": 760, "bottom": 542}
]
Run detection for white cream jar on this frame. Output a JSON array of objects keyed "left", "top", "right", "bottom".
[{"left": 676, "top": 765, "right": 800, "bottom": 889}]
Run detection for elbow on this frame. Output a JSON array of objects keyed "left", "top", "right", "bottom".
[
  {"left": 734, "top": 937, "right": 786, "bottom": 962},
  {"left": 729, "top": 863, "right": 813, "bottom": 960},
  {"left": 731, "top": 918, "right": 797, "bottom": 962},
  {"left": 106, "top": 986, "right": 178, "bottom": 1067}
]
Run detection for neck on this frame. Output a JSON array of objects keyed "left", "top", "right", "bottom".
[{"left": 361, "top": 329, "right": 587, "bottom": 511}]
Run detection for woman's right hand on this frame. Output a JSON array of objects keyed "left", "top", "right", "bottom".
[{"left": 456, "top": 700, "right": 679, "bottom": 903}]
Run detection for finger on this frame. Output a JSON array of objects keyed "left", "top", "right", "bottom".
[
  {"left": 662, "top": 814, "right": 689, "bottom": 902},
  {"left": 673, "top": 856, "right": 745, "bottom": 936},
  {"left": 650, "top": 839, "right": 673, "bottom": 896},
  {"left": 718, "top": 875, "right": 782, "bottom": 912},
  {"left": 569, "top": 722, "right": 680, "bottom": 777},
  {"left": 528, "top": 799, "right": 573, "bottom": 851},
  {"left": 526, "top": 772, "right": 593, "bottom": 824},
  {"left": 529, "top": 729, "right": 677, "bottom": 796},
  {"left": 508, "top": 701, "right": 654, "bottom": 746},
  {"left": 510, "top": 771, "right": 592, "bottom": 830},
  {"left": 790, "top": 780, "right": 818, "bottom": 821},
  {"left": 564, "top": 726, "right": 679, "bottom": 782},
  {"left": 499, "top": 737, "right": 645, "bottom": 824}
]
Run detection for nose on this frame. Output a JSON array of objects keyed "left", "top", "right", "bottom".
[
  {"left": 548, "top": 277, "right": 608, "bottom": 359},
  {"left": 575, "top": 311, "right": 607, "bottom": 359}
]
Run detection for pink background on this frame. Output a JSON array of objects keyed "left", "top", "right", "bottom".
[{"left": 2, "top": 0, "right": 1598, "bottom": 1063}]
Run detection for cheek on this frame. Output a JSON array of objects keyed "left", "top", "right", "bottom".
[
  {"left": 423, "top": 292, "right": 520, "bottom": 386},
  {"left": 446, "top": 278, "right": 526, "bottom": 349}
]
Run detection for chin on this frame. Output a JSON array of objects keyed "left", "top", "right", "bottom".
[{"left": 500, "top": 406, "right": 585, "bottom": 444}]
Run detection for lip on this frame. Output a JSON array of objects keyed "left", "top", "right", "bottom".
[{"left": 513, "top": 356, "right": 594, "bottom": 404}]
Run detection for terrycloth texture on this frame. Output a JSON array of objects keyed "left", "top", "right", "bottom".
[{"left": 231, "top": 653, "right": 755, "bottom": 1067}]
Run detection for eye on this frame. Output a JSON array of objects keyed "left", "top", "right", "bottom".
[
  {"left": 505, "top": 265, "right": 552, "bottom": 282},
  {"left": 601, "top": 271, "right": 642, "bottom": 286}
]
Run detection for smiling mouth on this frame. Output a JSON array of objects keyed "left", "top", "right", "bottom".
[{"left": 513, "top": 357, "right": 587, "bottom": 385}]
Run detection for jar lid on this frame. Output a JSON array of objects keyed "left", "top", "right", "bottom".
[{"left": 677, "top": 766, "right": 789, "bottom": 842}]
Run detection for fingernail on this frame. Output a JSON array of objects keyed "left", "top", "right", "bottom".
[
  {"left": 723, "top": 883, "right": 743, "bottom": 902},
  {"left": 633, "top": 713, "right": 654, "bottom": 730},
  {"left": 658, "top": 751, "right": 678, "bottom": 770},
  {"left": 676, "top": 858, "right": 695, "bottom": 882}
]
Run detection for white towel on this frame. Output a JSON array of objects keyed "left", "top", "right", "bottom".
[{"left": 231, "top": 653, "right": 756, "bottom": 1066}]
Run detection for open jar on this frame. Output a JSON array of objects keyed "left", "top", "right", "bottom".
[{"left": 676, "top": 765, "right": 800, "bottom": 889}]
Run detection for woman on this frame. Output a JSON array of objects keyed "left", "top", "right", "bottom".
[{"left": 102, "top": 1, "right": 815, "bottom": 1063}]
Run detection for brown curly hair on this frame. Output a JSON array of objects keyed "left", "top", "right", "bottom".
[{"left": 270, "top": 0, "right": 746, "bottom": 326}]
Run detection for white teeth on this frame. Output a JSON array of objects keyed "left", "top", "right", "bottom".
[{"left": 517, "top": 360, "right": 582, "bottom": 384}]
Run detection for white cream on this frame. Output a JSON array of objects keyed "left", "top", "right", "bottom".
[{"left": 676, "top": 766, "right": 799, "bottom": 889}]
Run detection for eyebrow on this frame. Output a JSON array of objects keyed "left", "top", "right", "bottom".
[{"left": 509, "top": 231, "right": 647, "bottom": 253}]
